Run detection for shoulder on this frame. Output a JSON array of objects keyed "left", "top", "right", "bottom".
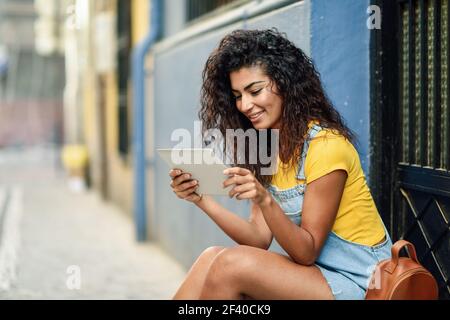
[
  {"left": 311, "top": 129, "right": 355, "bottom": 153},
  {"left": 305, "top": 128, "right": 357, "bottom": 183},
  {"left": 307, "top": 127, "right": 357, "bottom": 157}
]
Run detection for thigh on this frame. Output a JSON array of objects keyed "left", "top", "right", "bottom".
[{"left": 213, "top": 245, "right": 334, "bottom": 300}]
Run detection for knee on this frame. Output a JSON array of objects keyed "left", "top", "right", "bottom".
[
  {"left": 204, "top": 246, "right": 256, "bottom": 286},
  {"left": 198, "top": 246, "right": 226, "bottom": 261},
  {"left": 203, "top": 246, "right": 226, "bottom": 256},
  {"left": 191, "top": 246, "right": 226, "bottom": 268},
  {"left": 211, "top": 246, "right": 242, "bottom": 271}
]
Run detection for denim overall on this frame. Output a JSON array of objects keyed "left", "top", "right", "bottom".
[{"left": 267, "top": 124, "right": 393, "bottom": 300}]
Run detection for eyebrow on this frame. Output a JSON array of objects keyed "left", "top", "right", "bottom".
[{"left": 231, "top": 81, "right": 265, "bottom": 93}]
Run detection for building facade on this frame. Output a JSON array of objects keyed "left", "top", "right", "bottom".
[
  {"left": 73, "top": 0, "right": 449, "bottom": 298},
  {"left": 66, "top": 0, "right": 149, "bottom": 212},
  {"left": 145, "top": 0, "right": 449, "bottom": 298},
  {"left": 0, "top": 0, "right": 64, "bottom": 147}
]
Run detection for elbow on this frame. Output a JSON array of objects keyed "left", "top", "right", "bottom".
[
  {"left": 302, "top": 257, "right": 316, "bottom": 266},
  {"left": 291, "top": 251, "right": 317, "bottom": 266},
  {"left": 244, "top": 237, "right": 272, "bottom": 250},
  {"left": 263, "top": 242, "right": 272, "bottom": 251},
  {"left": 257, "top": 236, "right": 273, "bottom": 250},
  {"left": 293, "top": 257, "right": 315, "bottom": 266},
  {"left": 260, "top": 237, "right": 273, "bottom": 250},
  {"left": 257, "top": 234, "right": 273, "bottom": 250},
  {"left": 304, "top": 250, "right": 319, "bottom": 266}
]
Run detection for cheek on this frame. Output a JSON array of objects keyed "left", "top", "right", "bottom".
[
  {"left": 268, "top": 103, "right": 283, "bottom": 124},
  {"left": 257, "top": 93, "right": 275, "bottom": 108},
  {"left": 276, "top": 102, "right": 283, "bottom": 115},
  {"left": 265, "top": 97, "right": 283, "bottom": 114},
  {"left": 235, "top": 101, "right": 243, "bottom": 112}
]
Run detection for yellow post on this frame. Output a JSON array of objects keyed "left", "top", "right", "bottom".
[{"left": 61, "top": 144, "right": 89, "bottom": 192}]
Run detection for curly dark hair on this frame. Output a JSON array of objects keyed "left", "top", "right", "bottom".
[{"left": 199, "top": 28, "right": 355, "bottom": 187}]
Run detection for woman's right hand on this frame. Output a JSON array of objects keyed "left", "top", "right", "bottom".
[{"left": 169, "top": 169, "right": 203, "bottom": 203}]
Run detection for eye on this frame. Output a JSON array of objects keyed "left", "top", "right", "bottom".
[
  {"left": 251, "top": 88, "right": 263, "bottom": 96},
  {"left": 234, "top": 95, "right": 242, "bottom": 101}
]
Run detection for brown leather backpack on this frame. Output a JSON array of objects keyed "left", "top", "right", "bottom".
[{"left": 365, "top": 240, "right": 439, "bottom": 300}]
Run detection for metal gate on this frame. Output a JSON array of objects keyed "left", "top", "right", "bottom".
[{"left": 372, "top": 0, "right": 450, "bottom": 299}]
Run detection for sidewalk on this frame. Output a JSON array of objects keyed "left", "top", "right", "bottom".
[{"left": 0, "top": 146, "right": 186, "bottom": 299}]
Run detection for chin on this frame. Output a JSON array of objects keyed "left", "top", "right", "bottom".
[
  {"left": 257, "top": 119, "right": 278, "bottom": 130},
  {"left": 253, "top": 123, "right": 269, "bottom": 130}
]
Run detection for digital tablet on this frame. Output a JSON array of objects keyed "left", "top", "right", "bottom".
[{"left": 157, "top": 148, "right": 233, "bottom": 196}]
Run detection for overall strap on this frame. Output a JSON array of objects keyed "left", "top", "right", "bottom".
[{"left": 296, "top": 124, "right": 323, "bottom": 180}]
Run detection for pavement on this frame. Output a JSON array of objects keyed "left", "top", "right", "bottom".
[{"left": 0, "top": 146, "right": 186, "bottom": 299}]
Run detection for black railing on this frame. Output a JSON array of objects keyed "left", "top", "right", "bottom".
[
  {"left": 399, "top": 0, "right": 450, "bottom": 170},
  {"left": 372, "top": 0, "right": 450, "bottom": 299},
  {"left": 396, "top": 0, "right": 450, "bottom": 299}
]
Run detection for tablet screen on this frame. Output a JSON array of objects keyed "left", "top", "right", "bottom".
[{"left": 157, "top": 148, "right": 233, "bottom": 196}]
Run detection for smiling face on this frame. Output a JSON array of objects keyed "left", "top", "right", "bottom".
[{"left": 230, "top": 66, "right": 283, "bottom": 130}]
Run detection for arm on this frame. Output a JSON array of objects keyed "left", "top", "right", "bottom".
[
  {"left": 169, "top": 169, "right": 272, "bottom": 249},
  {"left": 223, "top": 167, "right": 347, "bottom": 266},
  {"left": 259, "top": 170, "right": 347, "bottom": 265},
  {"left": 195, "top": 196, "right": 273, "bottom": 249}
]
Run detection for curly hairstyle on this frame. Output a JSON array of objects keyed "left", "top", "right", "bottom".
[{"left": 199, "top": 28, "right": 355, "bottom": 187}]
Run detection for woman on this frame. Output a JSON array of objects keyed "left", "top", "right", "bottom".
[{"left": 169, "top": 29, "right": 392, "bottom": 300}]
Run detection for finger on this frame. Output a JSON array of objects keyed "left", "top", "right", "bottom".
[
  {"left": 223, "top": 174, "right": 253, "bottom": 188},
  {"left": 184, "top": 193, "right": 201, "bottom": 202},
  {"left": 173, "top": 179, "right": 198, "bottom": 193},
  {"left": 171, "top": 173, "right": 192, "bottom": 188},
  {"left": 223, "top": 167, "right": 251, "bottom": 176},
  {"left": 169, "top": 169, "right": 183, "bottom": 178},
  {"left": 175, "top": 184, "right": 198, "bottom": 198},
  {"left": 228, "top": 182, "right": 256, "bottom": 198},
  {"left": 235, "top": 189, "right": 257, "bottom": 200},
  {"left": 178, "top": 184, "right": 199, "bottom": 199}
]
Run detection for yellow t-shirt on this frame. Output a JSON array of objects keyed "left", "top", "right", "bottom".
[{"left": 271, "top": 125, "right": 386, "bottom": 246}]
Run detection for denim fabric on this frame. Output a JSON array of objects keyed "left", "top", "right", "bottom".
[{"left": 267, "top": 124, "right": 392, "bottom": 300}]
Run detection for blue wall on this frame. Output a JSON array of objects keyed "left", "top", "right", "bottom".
[{"left": 311, "top": 0, "right": 371, "bottom": 176}]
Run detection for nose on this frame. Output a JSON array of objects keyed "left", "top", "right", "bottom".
[{"left": 240, "top": 95, "right": 254, "bottom": 114}]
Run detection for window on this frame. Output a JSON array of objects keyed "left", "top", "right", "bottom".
[
  {"left": 117, "top": 0, "right": 132, "bottom": 156},
  {"left": 186, "top": 0, "right": 249, "bottom": 22}
]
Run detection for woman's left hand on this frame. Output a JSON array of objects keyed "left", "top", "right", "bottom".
[{"left": 223, "top": 167, "right": 271, "bottom": 207}]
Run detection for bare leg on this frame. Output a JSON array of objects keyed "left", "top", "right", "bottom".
[
  {"left": 172, "top": 246, "right": 226, "bottom": 299},
  {"left": 199, "top": 245, "right": 334, "bottom": 300}
]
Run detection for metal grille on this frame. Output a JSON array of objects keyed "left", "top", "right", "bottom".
[
  {"left": 398, "top": 0, "right": 450, "bottom": 298},
  {"left": 400, "top": 0, "right": 450, "bottom": 170},
  {"left": 186, "top": 0, "right": 245, "bottom": 22},
  {"left": 443, "top": 0, "right": 449, "bottom": 168},
  {"left": 398, "top": 167, "right": 450, "bottom": 298}
]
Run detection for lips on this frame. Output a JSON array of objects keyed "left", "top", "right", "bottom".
[{"left": 248, "top": 111, "right": 264, "bottom": 121}]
